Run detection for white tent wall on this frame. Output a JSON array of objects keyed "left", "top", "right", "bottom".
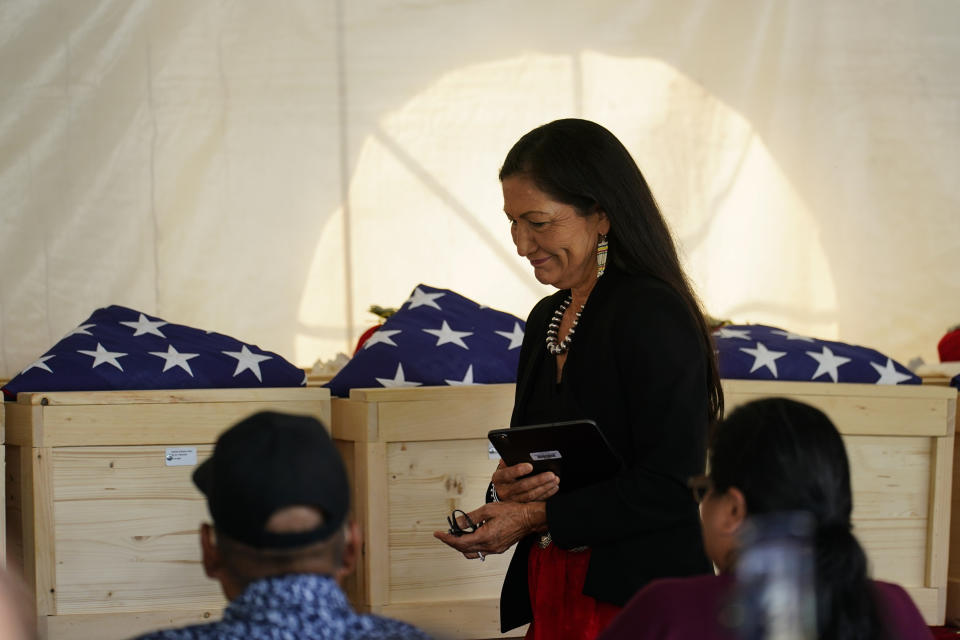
[{"left": 0, "top": 0, "right": 957, "bottom": 379}]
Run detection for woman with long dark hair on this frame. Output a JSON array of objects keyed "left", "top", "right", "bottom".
[
  {"left": 598, "top": 397, "right": 931, "bottom": 640},
  {"left": 435, "top": 119, "right": 722, "bottom": 638}
]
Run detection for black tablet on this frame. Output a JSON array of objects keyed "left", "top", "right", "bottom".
[{"left": 487, "top": 419, "right": 622, "bottom": 493}]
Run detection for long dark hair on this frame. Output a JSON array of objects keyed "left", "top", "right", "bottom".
[
  {"left": 500, "top": 118, "right": 722, "bottom": 425},
  {"left": 710, "top": 398, "right": 885, "bottom": 639}
]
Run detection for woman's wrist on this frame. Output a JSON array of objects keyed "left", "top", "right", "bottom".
[{"left": 523, "top": 501, "right": 549, "bottom": 534}]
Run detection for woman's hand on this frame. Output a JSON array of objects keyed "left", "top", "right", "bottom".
[
  {"left": 434, "top": 501, "right": 548, "bottom": 559},
  {"left": 491, "top": 460, "right": 559, "bottom": 503}
]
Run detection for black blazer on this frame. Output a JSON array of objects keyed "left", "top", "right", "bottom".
[{"left": 500, "top": 263, "right": 713, "bottom": 632}]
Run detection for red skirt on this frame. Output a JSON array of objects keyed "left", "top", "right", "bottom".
[{"left": 525, "top": 542, "right": 622, "bottom": 640}]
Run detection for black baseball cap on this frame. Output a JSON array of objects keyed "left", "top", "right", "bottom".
[{"left": 192, "top": 411, "right": 349, "bottom": 549}]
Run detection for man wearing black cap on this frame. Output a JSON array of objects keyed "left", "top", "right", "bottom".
[{"left": 134, "top": 411, "right": 430, "bottom": 640}]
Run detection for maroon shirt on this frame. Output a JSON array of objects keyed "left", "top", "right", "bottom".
[{"left": 597, "top": 573, "right": 933, "bottom": 640}]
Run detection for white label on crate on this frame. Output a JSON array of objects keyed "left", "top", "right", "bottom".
[
  {"left": 488, "top": 442, "right": 501, "bottom": 460},
  {"left": 530, "top": 450, "right": 562, "bottom": 461},
  {"left": 165, "top": 447, "right": 198, "bottom": 466}
]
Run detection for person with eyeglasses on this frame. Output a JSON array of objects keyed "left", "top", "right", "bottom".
[
  {"left": 434, "top": 119, "right": 722, "bottom": 639},
  {"left": 597, "top": 398, "right": 932, "bottom": 640}
]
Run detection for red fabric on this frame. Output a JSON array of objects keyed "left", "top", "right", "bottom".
[
  {"left": 353, "top": 324, "right": 382, "bottom": 354},
  {"left": 939, "top": 327, "right": 960, "bottom": 362},
  {"left": 525, "top": 543, "right": 622, "bottom": 640}
]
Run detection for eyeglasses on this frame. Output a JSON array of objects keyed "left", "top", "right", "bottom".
[
  {"left": 687, "top": 475, "right": 712, "bottom": 504},
  {"left": 447, "top": 509, "right": 482, "bottom": 537}
]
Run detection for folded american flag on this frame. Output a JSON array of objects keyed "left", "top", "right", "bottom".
[
  {"left": 2, "top": 305, "right": 305, "bottom": 399},
  {"left": 325, "top": 285, "right": 525, "bottom": 397},
  {"left": 714, "top": 324, "right": 919, "bottom": 385}
]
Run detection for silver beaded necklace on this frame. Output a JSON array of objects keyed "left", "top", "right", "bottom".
[{"left": 545, "top": 294, "right": 585, "bottom": 355}]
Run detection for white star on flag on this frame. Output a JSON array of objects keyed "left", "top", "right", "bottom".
[
  {"left": 21, "top": 355, "right": 55, "bottom": 374},
  {"left": 65, "top": 324, "right": 95, "bottom": 337},
  {"left": 805, "top": 346, "right": 851, "bottom": 383},
  {"left": 120, "top": 313, "right": 169, "bottom": 337},
  {"left": 495, "top": 323, "right": 525, "bottom": 350},
  {"left": 77, "top": 343, "right": 128, "bottom": 371},
  {"left": 222, "top": 345, "right": 273, "bottom": 382},
  {"left": 375, "top": 363, "right": 422, "bottom": 388},
  {"left": 772, "top": 329, "right": 815, "bottom": 342},
  {"left": 445, "top": 364, "right": 475, "bottom": 386},
  {"left": 870, "top": 358, "right": 913, "bottom": 385},
  {"left": 149, "top": 345, "right": 200, "bottom": 376},
  {"left": 423, "top": 320, "right": 473, "bottom": 349},
  {"left": 363, "top": 329, "right": 402, "bottom": 349},
  {"left": 715, "top": 327, "right": 751, "bottom": 340},
  {"left": 406, "top": 287, "right": 445, "bottom": 310},
  {"left": 740, "top": 342, "right": 788, "bottom": 377}
]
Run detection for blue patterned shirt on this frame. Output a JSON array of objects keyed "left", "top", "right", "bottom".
[{"left": 134, "top": 574, "right": 431, "bottom": 640}]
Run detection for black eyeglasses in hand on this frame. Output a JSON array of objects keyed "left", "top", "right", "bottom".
[{"left": 447, "top": 509, "right": 483, "bottom": 536}]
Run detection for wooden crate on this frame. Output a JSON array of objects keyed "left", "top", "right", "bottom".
[
  {"left": 4, "top": 387, "right": 331, "bottom": 640},
  {"left": 332, "top": 384, "right": 521, "bottom": 639},
  {"left": 724, "top": 380, "right": 956, "bottom": 625},
  {"left": 334, "top": 380, "right": 955, "bottom": 634}
]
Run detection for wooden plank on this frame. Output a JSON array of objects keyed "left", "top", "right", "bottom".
[
  {"left": 17, "top": 387, "right": 327, "bottom": 406},
  {"left": 23, "top": 400, "right": 328, "bottom": 447},
  {"left": 388, "top": 533, "right": 514, "bottom": 602},
  {"left": 845, "top": 435, "right": 930, "bottom": 521},
  {"left": 48, "top": 446, "right": 223, "bottom": 615},
  {"left": 41, "top": 608, "right": 222, "bottom": 640},
  {"left": 379, "top": 397, "right": 514, "bottom": 442},
  {"left": 846, "top": 434, "right": 931, "bottom": 589},
  {"left": 927, "top": 434, "right": 955, "bottom": 591},
  {"left": 5, "top": 404, "right": 43, "bottom": 448},
  {"left": 331, "top": 399, "right": 378, "bottom": 442},
  {"left": 53, "top": 502, "right": 222, "bottom": 614},
  {"left": 854, "top": 518, "right": 928, "bottom": 587},
  {"left": 52, "top": 446, "right": 214, "bottom": 501},
  {"left": 349, "top": 384, "right": 514, "bottom": 404},
  {"left": 358, "top": 442, "right": 389, "bottom": 608},
  {"left": 724, "top": 381, "right": 953, "bottom": 436},
  {"left": 21, "top": 446, "right": 56, "bottom": 616},
  {"left": 722, "top": 379, "right": 957, "bottom": 400},
  {"left": 376, "top": 598, "right": 525, "bottom": 639}
]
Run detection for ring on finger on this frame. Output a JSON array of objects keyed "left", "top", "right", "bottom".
[{"left": 478, "top": 552, "right": 485, "bottom": 561}]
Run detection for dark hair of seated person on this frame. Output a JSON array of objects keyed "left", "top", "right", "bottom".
[{"left": 710, "top": 398, "right": 886, "bottom": 640}]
